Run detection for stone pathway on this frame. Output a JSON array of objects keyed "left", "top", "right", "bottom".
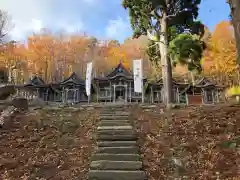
[{"left": 88, "top": 105, "right": 147, "bottom": 180}]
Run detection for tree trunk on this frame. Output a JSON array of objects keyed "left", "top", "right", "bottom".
[
  {"left": 190, "top": 71, "right": 195, "bottom": 85},
  {"left": 44, "top": 58, "right": 48, "bottom": 83},
  {"left": 229, "top": 0, "right": 240, "bottom": 64},
  {"left": 8, "top": 68, "right": 11, "bottom": 83},
  {"left": 159, "top": 13, "right": 173, "bottom": 108}
]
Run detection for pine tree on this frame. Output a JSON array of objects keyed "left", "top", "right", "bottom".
[{"left": 122, "top": 0, "right": 202, "bottom": 107}]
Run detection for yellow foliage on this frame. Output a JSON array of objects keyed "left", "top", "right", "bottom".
[
  {"left": 226, "top": 86, "right": 240, "bottom": 97},
  {"left": 0, "top": 31, "right": 151, "bottom": 82},
  {"left": 203, "top": 21, "right": 238, "bottom": 75},
  {"left": 107, "top": 46, "right": 130, "bottom": 69}
]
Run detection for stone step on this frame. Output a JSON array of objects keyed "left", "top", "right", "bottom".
[
  {"left": 97, "top": 134, "right": 137, "bottom": 141},
  {"left": 100, "top": 114, "right": 129, "bottom": 117},
  {"left": 100, "top": 115, "right": 129, "bottom": 118},
  {"left": 101, "top": 107, "right": 126, "bottom": 109},
  {"left": 100, "top": 112, "right": 129, "bottom": 116},
  {"left": 97, "top": 141, "right": 137, "bottom": 147},
  {"left": 97, "top": 129, "right": 136, "bottom": 136},
  {"left": 100, "top": 112, "right": 127, "bottom": 114},
  {"left": 101, "top": 110, "right": 126, "bottom": 113},
  {"left": 91, "top": 153, "right": 140, "bottom": 161},
  {"left": 100, "top": 116, "right": 128, "bottom": 120},
  {"left": 98, "top": 120, "right": 131, "bottom": 126},
  {"left": 97, "top": 126, "right": 133, "bottom": 130},
  {"left": 100, "top": 120, "right": 130, "bottom": 122},
  {"left": 90, "top": 160, "right": 142, "bottom": 170},
  {"left": 88, "top": 170, "right": 147, "bottom": 180},
  {"left": 102, "top": 106, "right": 125, "bottom": 108},
  {"left": 96, "top": 146, "right": 139, "bottom": 154}
]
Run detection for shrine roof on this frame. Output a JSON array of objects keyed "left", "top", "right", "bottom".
[
  {"left": 60, "top": 72, "right": 85, "bottom": 85},
  {"left": 148, "top": 78, "right": 180, "bottom": 85},
  {"left": 26, "top": 76, "right": 45, "bottom": 86},
  {"left": 94, "top": 73, "right": 133, "bottom": 81},
  {"left": 94, "top": 61, "right": 151, "bottom": 81},
  {"left": 100, "top": 61, "right": 133, "bottom": 78},
  {"left": 194, "top": 77, "right": 217, "bottom": 87}
]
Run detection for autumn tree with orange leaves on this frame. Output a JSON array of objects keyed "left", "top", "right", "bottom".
[
  {"left": 0, "top": 28, "right": 153, "bottom": 83},
  {"left": 202, "top": 21, "right": 239, "bottom": 85}
]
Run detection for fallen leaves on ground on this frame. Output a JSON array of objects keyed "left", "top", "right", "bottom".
[
  {"left": 131, "top": 104, "right": 240, "bottom": 180},
  {"left": 0, "top": 107, "right": 100, "bottom": 180}
]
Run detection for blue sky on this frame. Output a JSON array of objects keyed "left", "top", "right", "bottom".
[{"left": 1, "top": 0, "right": 230, "bottom": 43}]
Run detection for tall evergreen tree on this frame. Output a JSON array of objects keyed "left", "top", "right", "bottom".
[
  {"left": 228, "top": 0, "right": 240, "bottom": 65},
  {"left": 169, "top": 33, "right": 204, "bottom": 84},
  {"left": 122, "top": 0, "right": 202, "bottom": 107}
]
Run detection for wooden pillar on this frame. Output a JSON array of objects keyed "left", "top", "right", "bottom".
[
  {"left": 36, "top": 88, "right": 39, "bottom": 97},
  {"left": 216, "top": 88, "right": 220, "bottom": 103},
  {"left": 73, "top": 89, "right": 75, "bottom": 103},
  {"left": 88, "top": 89, "right": 91, "bottom": 104},
  {"left": 185, "top": 92, "right": 189, "bottom": 105},
  {"left": 46, "top": 88, "right": 49, "bottom": 101},
  {"left": 176, "top": 87, "right": 179, "bottom": 103},
  {"left": 97, "top": 81, "right": 99, "bottom": 103},
  {"left": 161, "top": 87, "right": 164, "bottom": 103},
  {"left": 211, "top": 89, "right": 215, "bottom": 104},
  {"left": 62, "top": 87, "right": 65, "bottom": 103},
  {"left": 110, "top": 81, "right": 112, "bottom": 102},
  {"left": 141, "top": 80, "right": 144, "bottom": 103},
  {"left": 76, "top": 89, "right": 78, "bottom": 103},
  {"left": 158, "top": 89, "right": 160, "bottom": 104},
  {"left": 129, "top": 82, "right": 132, "bottom": 103},
  {"left": 67, "top": 89, "right": 69, "bottom": 103},
  {"left": 151, "top": 86, "right": 153, "bottom": 104},
  {"left": 125, "top": 84, "right": 127, "bottom": 103},
  {"left": 201, "top": 88, "right": 205, "bottom": 104},
  {"left": 113, "top": 84, "right": 116, "bottom": 103},
  {"left": 16, "top": 88, "right": 19, "bottom": 96}
]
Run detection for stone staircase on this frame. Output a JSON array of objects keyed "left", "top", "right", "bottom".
[{"left": 87, "top": 105, "right": 147, "bottom": 180}]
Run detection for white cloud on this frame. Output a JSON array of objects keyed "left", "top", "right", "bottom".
[
  {"left": 105, "top": 17, "right": 131, "bottom": 39},
  {"left": 31, "top": 19, "right": 43, "bottom": 32},
  {"left": 1, "top": 0, "right": 51, "bottom": 40},
  {"left": 0, "top": 0, "right": 85, "bottom": 41},
  {"left": 57, "top": 20, "right": 84, "bottom": 34}
]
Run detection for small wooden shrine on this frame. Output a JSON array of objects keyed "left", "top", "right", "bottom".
[{"left": 94, "top": 62, "right": 147, "bottom": 103}]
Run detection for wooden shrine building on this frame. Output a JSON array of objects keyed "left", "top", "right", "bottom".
[
  {"left": 59, "top": 72, "right": 89, "bottom": 103},
  {"left": 15, "top": 76, "right": 49, "bottom": 100},
  {"left": 148, "top": 78, "right": 189, "bottom": 104},
  {"left": 12, "top": 62, "right": 224, "bottom": 105},
  {"left": 148, "top": 77, "right": 223, "bottom": 104},
  {"left": 94, "top": 62, "right": 148, "bottom": 103},
  {"left": 184, "top": 77, "right": 223, "bottom": 104},
  {"left": 15, "top": 73, "right": 90, "bottom": 104}
]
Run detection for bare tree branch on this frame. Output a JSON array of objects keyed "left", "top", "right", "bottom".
[
  {"left": 166, "top": 8, "right": 190, "bottom": 19},
  {"left": 0, "top": 10, "right": 13, "bottom": 44}
]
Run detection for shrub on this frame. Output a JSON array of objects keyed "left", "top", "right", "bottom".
[{"left": 226, "top": 86, "right": 240, "bottom": 103}]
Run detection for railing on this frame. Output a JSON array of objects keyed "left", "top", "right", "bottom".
[
  {"left": 99, "top": 95, "right": 111, "bottom": 100},
  {"left": 0, "top": 83, "right": 13, "bottom": 87}
]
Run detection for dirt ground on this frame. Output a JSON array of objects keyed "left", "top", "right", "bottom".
[
  {"left": 0, "top": 107, "right": 100, "bottom": 180},
  {"left": 131, "top": 104, "right": 240, "bottom": 180}
]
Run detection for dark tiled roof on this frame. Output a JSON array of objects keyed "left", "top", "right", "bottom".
[
  {"left": 106, "top": 62, "right": 132, "bottom": 78},
  {"left": 60, "top": 72, "right": 85, "bottom": 85},
  {"left": 26, "top": 76, "right": 45, "bottom": 85}
]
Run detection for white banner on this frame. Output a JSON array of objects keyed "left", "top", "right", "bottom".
[
  {"left": 85, "top": 62, "right": 93, "bottom": 96},
  {"left": 133, "top": 59, "right": 143, "bottom": 93}
]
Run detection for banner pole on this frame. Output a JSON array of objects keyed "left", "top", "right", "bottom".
[
  {"left": 141, "top": 60, "right": 144, "bottom": 104},
  {"left": 85, "top": 62, "right": 93, "bottom": 104},
  {"left": 142, "top": 80, "right": 144, "bottom": 103}
]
